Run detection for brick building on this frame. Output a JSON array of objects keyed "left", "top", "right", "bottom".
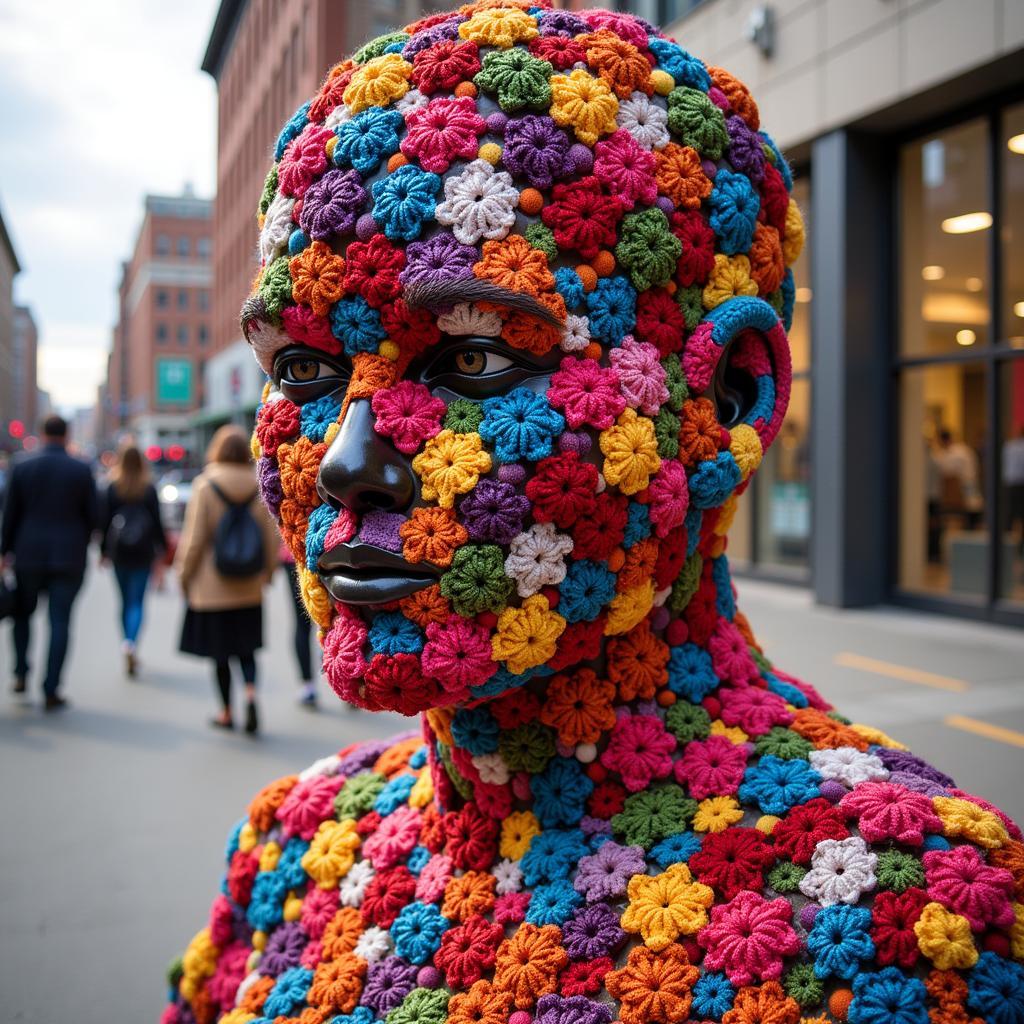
[
  {"left": 11, "top": 306, "right": 38, "bottom": 434},
  {"left": 0, "top": 204, "right": 21, "bottom": 448}
]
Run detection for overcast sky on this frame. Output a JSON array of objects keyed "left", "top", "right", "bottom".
[{"left": 0, "top": 0, "right": 220, "bottom": 410}]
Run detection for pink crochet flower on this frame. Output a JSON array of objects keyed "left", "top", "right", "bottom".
[
  {"left": 593, "top": 129, "right": 658, "bottom": 210},
  {"left": 494, "top": 890, "right": 530, "bottom": 925},
  {"left": 922, "top": 845, "right": 1015, "bottom": 932},
  {"left": 208, "top": 893, "right": 235, "bottom": 947},
  {"left": 647, "top": 459, "right": 689, "bottom": 538},
  {"left": 300, "top": 939, "right": 324, "bottom": 969},
  {"left": 206, "top": 942, "right": 249, "bottom": 1011},
  {"left": 278, "top": 124, "right": 333, "bottom": 198},
  {"left": 281, "top": 304, "right": 340, "bottom": 354},
  {"left": 371, "top": 380, "right": 447, "bottom": 455},
  {"left": 681, "top": 322, "right": 721, "bottom": 394},
  {"left": 674, "top": 734, "right": 748, "bottom": 800},
  {"left": 547, "top": 356, "right": 626, "bottom": 430},
  {"left": 323, "top": 508, "right": 357, "bottom": 550},
  {"left": 600, "top": 713, "right": 676, "bottom": 792},
  {"left": 401, "top": 96, "right": 487, "bottom": 173},
  {"left": 718, "top": 685, "right": 793, "bottom": 737},
  {"left": 275, "top": 773, "right": 345, "bottom": 840},
  {"left": 708, "top": 619, "right": 760, "bottom": 687},
  {"left": 415, "top": 854, "right": 454, "bottom": 903},
  {"left": 323, "top": 605, "right": 369, "bottom": 703},
  {"left": 583, "top": 9, "right": 650, "bottom": 47},
  {"left": 362, "top": 804, "right": 423, "bottom": 870},
  {"left": 697, "top": 890, "right": 801, "bottom": 986},
  {"left": 301, "top": 886, "right": 340, "bottom": 940},
  {"left": 609, "top": 336, "right": 670, "bottom": 415},
  {"left": 838, "top": 781, "right": 943, "bottom": 846},
  {"left": 421, "top": 615, "right": 497, "bottom": 694}
]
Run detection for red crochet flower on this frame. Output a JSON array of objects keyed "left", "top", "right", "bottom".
[
  {"left": 381, "top": 298, "right": 442, "bottom": 358},
  {"left": 525, "top": 451, "right": 598, "bottom": 529},
  {"left": 412, "top": 39, "right": 482, "bottom": 95},
  {"left": 541, "top": 177, "right": 624, "bottom": 260},
  {"left": 401, "top": 96, "right": 487, "bottom": 174},
  {"left": 560, "top": 956, "right": 614, "bottom": 996},
  {"left": 671, "top": 210, "right": 716, "bottom": 287},
  {"left": 689, "top": 827, "right": 776, "bottom": 900},
  {"left": 434, "top": 914, "right": 504, "bottom": 989},
  {"left": 654, "top": 524, "right": 689, "bottom": 590},
  {"left": 759, "top": 161, "right": 789, "bottom": 233},
  {"left": 363, "top": 652, "right": 444, "bottom": 715},
  {"left": 871, "top": 887, "right": 929, "bottom": 968},
  {"left": 342, "top": 235, "right": 405, "bottom": 307},
  {"left": 371, "top": 380, "right": 447, "bottom": 454},
  {"left": 548, "top": 616, "right": 606, "bottom": 671},
  {"left": 588, "top": 779, "right": 628, "bottom": 819},
  {"left": 529, "top": 34, "right": 586, "bottom": 70},
  {"left": 600, "top": 713, "right": 676, "bottom": 792},
  {"left": 490, "top": 689, "right": 544, "bottom": 730},
  {"left": 634, "top": 287, "right": 687, "bottom": 357},
  {"left": 360, "top": 866, "right": 417, "bottom": 928},
  {"left": 771, "top": 797, "right": 848, "bottom": 865},
  {"left": 445, "top": 804, "right": 500, "bottom": 871},
  {"left": 684, "top": 578, "right": 720, "bottom": 648},
  {"left": 308, "top": 65, "right": 356, "bottom": 123},
  {"left": 256, "top": 399, "right": 301, "bottom": 457},
  {"left": 571, "top": 492, "right": 628, "bottom": 561},
  {"left": 280, "top": 304, "right": 342, "bottom": 355},
  {"left": 226, "top": 849, "right": 259, "bottom": 906}
]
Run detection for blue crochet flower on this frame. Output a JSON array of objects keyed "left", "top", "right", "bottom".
[
  {"left": 304, "top": 501, "right": 338, "bottom": 571},
  {"left": 246, "top": 870, "right": 288, "bottom": 931},
  {"left": 278, "top": 837, "right": 311, "bottom": 889},
  {"left": 288, "top": 228, "right": 310, "bottom": 255},
  {"left": 667, "top": 643, "right": 719, "bottom": 702},
  {"left": 623, "top": 501, "right": 652, "bottom": 546},
  {"left": 479, "top": 386, "right": 565, "bottom": 463},
  {"left": 648, "top": 38, "right": 711, "bottom": 90},
  {"left": 371, "top": 164, "right": 440, "bottom": 241},
  {"left": 263, "top": 966, "right": 314, "bottom": 1018},
  {"left": 554, "top": 266, "right": 585, "bottom": 309},
  {"left": 685, "top": 507, "right": 703, "bottom": 556},
  {"left": 329, "top": 1009, "right": 375, "bottom": 1024},
  {"left": 329, "top": 294, "right": 387, "bottom": 356},
  {"left": 406, "top": 844, "right": 430, "bottom": 875},
  {"left": 691, "top": 971, "right": 735, "bottom": 1021},
  {"left": 374, "top": 772, "right": 417, "bottom": 815},
  {"left": 274, "top": 102, "right": 311, "bottom": 160},
  {"left": 738, "top": 754, "right": 820, "bottom": 814},
  {"left": 558, "top": 560, "right": 618, "bottom": 624},
  {"left": 586, "top": 275, "right": 637, "bottom": 345},
  {"left": 409, "top": 745, "right": 428, "bottom": 770},
  {"left": 849, "top": 968, "right": 927, "bottom": 1024},
  {"left": 650, "top": 830, "right": 702, "bottom": 870},
  {"left": 526, "top": 879, "right": 583, "bottom": 926},
  {"left": 368, "top": 611, "right": 424, "bottom": 656},
  {"left": 521, "top": 828, "right": 590, "bottom": 886},
  {"left": 806, "top": 904, "right": 875, "bottom": 980},
  {"left": 968, "top": 952, "right": 1024, "bottom": 1024},
  {"left": 300, "top": 393, "right": 341, "bottom": 443},
  {"left": 713, "top": 553, "right": 735, "bottom": 619},
  {"left": 531, "top": 757, "right": 594, "bottom": 828},
  {"left": 390, "top": 901, "right": 450, "bottom": 964},
  {"left": 688, "top": 451, "right": 742, "bottom": 509},
  {"left": 224, "top": 817, "right": 246, "bottom": 863},
  {"left": 708, "top": 169, "right": 761, "bottom": 255},
  {"left": 766, "top": 672, "right": 808, "bottom": 708},
  {"left": 451, "top": 706, "right": 501, "bottom": 756},
  {"left": 333, "top": 107, "right": 404, "bottom": 174}
]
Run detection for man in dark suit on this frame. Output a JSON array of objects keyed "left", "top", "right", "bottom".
[{"left": 1, "top": 415, "right": 97, "bottom": 709}]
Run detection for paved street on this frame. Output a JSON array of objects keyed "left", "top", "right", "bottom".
[{"left": 0, "top": 564, "right": 1022, "bottom": 1023}]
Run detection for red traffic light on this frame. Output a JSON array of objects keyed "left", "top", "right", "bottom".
[
  {"left": 145, "top": 445, "right": 163, "bottom": 461},
  {"left": 167, "top": 444, "right": 186, "bottom": 461},
  {"left": 9, "top": 420, "right": 25, "bottom": 439}
]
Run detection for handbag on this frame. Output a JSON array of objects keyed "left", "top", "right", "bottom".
[{"left": 0, "top": 570, "right": 15, "bottom": 621}]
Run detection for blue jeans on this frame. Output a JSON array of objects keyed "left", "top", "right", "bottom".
[
  {"left": 113, "top": 565, "right": 151, "bottom": 645},
  {"left": 12, "top": 570, "right": 84, "bottom": 697}
]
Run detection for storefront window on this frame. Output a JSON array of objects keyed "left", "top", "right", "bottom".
[
  {"left": 998, "top": 361, "right": 1024, "bottom": 604},
  {"left": 1003, "top": 103, "right": 1024, "bottom": 352}
]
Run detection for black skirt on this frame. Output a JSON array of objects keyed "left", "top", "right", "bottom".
[{"left": 179, "top": 605, "right": 263, "bottom": 660}]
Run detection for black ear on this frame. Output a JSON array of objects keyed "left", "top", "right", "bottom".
[{"left": 712, "top": 340, "right": 759, "bottom": 428}]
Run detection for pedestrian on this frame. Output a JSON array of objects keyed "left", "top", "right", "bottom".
[
  {"left": 174, "top": 424, "right": 277, "bottom": 734},
  {"left": 98, "top": 442, "right": 168, "bottom": 677},
  {"left": 1, "top": 415, "right": 97, "bottom": 709},
  {"left": 280, "top": 542, "right": 317, "bottom": 707}
]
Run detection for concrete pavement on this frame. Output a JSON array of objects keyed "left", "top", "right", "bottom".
[{"left": 0, "top": 564, "right": 1022, "bottom": 1023}]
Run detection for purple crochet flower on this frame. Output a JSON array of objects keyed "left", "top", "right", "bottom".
[
  {"left": 875, "top": 748, "right": 955, "bottom": 787},
  {"left": 538, "top": 10, "right": 590, "bottom": 37},
  {"left": 536, "top": 993, "right": 613, "bottom": 1024},
  {"left": 336, "top": 736, "right": 404, "bottom": 775},
  {"left": 888, "top": 770, "right": 948, "bottom": 798},
  {"left": 299, "top": 168, "right": 367, "bottom": 240},
  {"left": 400, "top": 232, "right": 477, "bottom": 287},
  {"left": 257, "top": 456, "right": 283, "bottom": 518},
  {"left": 402, "top": 17, "right": 464, "bottom": 58},
  {"left": 725, "top": 116, "right": 765, "bottom": 183},
  {"left": 458, "top": 479, "right": 532, "bottom": 545},
  {"left": 502, "top": 116, "right": 573, "bottom": 190},
  {"left": 573, "top": 841, "right": 646, "bottom": 901},
  {"left": 259, "top": 921, "right": 307, "bottom": 976},
  {"left": 562, "top": 902, "right": 625, "bottom": 960},
  {"left": 358, "top": 509, "right": 405, "bottom": 552},
  {"left": 579, "top": 815, "right": 613, "bottom": 838},
  {"left": 360, "top": 957, "right": 419, "bottom": 1015}
]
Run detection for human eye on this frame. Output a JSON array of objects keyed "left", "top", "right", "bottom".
[
  {"left": 273, "top": 348, "right": 349, "bottom": 403},
  {"left": 422, "top": 338, "right": 554, "bottom": 398}
]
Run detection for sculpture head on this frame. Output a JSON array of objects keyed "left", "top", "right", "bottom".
[{"left": 244, "top": 0, "right": 804, "bottom": 716}]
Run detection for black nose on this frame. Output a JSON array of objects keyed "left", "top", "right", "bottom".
[{"left": 316, "top": 398, "right": 417, "bottom": 515}]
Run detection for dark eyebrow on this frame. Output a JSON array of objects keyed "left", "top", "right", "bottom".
[{"left": 404, "top": 277, "right": 563, "bottom": 327}]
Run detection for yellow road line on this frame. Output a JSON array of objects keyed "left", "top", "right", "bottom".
[
  {"left": 833, "top": 652, "right": 969, "bottom": 692},
  {"left": 945, "top": 714, "right": 1024, "bottom": 748}
]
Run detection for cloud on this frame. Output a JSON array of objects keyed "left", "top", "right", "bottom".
[{"left": 37, "top": 324, "right": 110, "bottom": 409}]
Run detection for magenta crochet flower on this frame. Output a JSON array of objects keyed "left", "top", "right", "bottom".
[
  {"left": 708, "top": 619, "right": 760, "bottom": 687},
  {"left": 922, "top": 845, "right": 1015, "bottom": 932},
  {"left": 362, "top": 804, "right": 423, "bottom": 870},
  {"left": 322, "top": 508, "right": 357, "bottom": 550},
  {"left": 593, "top": 130, "right": 657, "bottom": 210},
  {"left": 280, "top": 304, "right": 341, "bottom": 354},
  {"left": 275, "top": 774, "right": 345, "bottom": 840},
  {"left": 681, "top": 322, "right": 720, "bottom": 394},
  {"left": 300, "top": 886, "right": 340, "bottom": 940},
  {"left": 415, "top": 854, "right": 454, "bottom": 903},
  {"left": 400, "top": 96, "right": 487, "bottom": 173},
  {"left": 574, "top": 841, "right": 647, "bottom": 901},
  {"left": 322, "top": 605, "right": 369, "bottom": 702},
  {"left": 608, "top": 337, "right": 669, "bottom": 416},
  {"left": 278, "top": 124, "right": 334, "bottom": 198},
  {"left": 600, "top": 713, "right": 676, "bottom": 792},
  {"left": 697, "top": 890, "right": 802, "bottom": 986},
  {"left": 838, "top": 781, "right": 943, "bottom": 846},
  {"left": 718, "top": 686, "right": 793, "bottom": 737},
  {"left": 547, "top": 357, "right": 626, "bottom": 430},
  {"left": 647, "top": 459, "right": 689, "bottom": 538},
  {"left": 371, "top": 380, "right": 447, "bottom": 455},
  {"left": 421, "top": 616, "right": 497, "bottom": 693},
  {"left": 674, "top": 735, "right": 748, "bottom": 800}
]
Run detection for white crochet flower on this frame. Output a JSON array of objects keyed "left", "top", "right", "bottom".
[
  {"left": 616, "top": 91, "right": 670, "bottom": 151},
  {"left": 339, "top": 859, "right": 375, "bottom": 908},
  {"left": 259, "top": 191, "right": 297, "bottom": 265},
  {"left": 493, "top": 857, "right": 524, "bottom": 895},
  {"left": 436, "top": 302, "right": 503, "bottom": 337},
  {"left": 299, "top": 754, "right": 341, "bottom": 781},
  {"left": 799, "top": 836, "right": 878, "bottom": 906},
  {"left": 560, "top": 313, "right": 591, "bottom": 353},
  {"left": 435, "top": 159, "right": 520, "bottom": 245},
  {"left": 809, "top": 747, "right": 890, "bottom": 788},
  {"left": 233, "top": 970, "right": 263, "bottom": 1008},
  {"left": 473, "top": 751, "right": 511, "bottom": 786},
  {"left": 354, "top": 925, "right": 392, "bottom": 963},
  {"left": 395, "top": 87, "right": 429, "bottom": 115},
  {"left": 504, "top": 522, "right": 574, "bottom": 597},
  {"left": 324, "top": 103, "right": 353, "bottom": 130}
]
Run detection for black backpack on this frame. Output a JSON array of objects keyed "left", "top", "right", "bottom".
[
  {"left": 209, "top": 483, "right": 264, "bottom": 578},
  {"left": 108, "top": 501, "right": 155, "bottom": 563}
]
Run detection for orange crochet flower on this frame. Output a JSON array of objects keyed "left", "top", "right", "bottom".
[
  {"left": 656, "top": 144, "right": 712, "bottom": 211},
  {"left": 474, "top": 235, "right": 555, "bottom": 296},
  {"left": 307, "top": 953, "right": 366, "bottom": 1014},
  {"left": 605, "top": 942, "right": 700, "bottom": 1024},
  {"left": 619, "top": 537, "right": 660, "bottom": 591},
  {"left": 708, "top": 65, "right": 760, "bottom": 130},
  {"left": 279, "top": 497, "right": 310, "bottom": 559},
  {"left": 989, "top": 839, "right": 1024, "bottom": 901},
  {"left": 501, "top": 292, "right": 566, "bottom": 356},
  {"left": 278, "top": 436, "right": 328, "bottom": 505},
  {"left": 399, "top": 506, "right": 469, "bottom": 567},
  {"left": 790, "top": 708, "right": 870, "bottom": 751},
  {"left": 400, "top": 584, "right": 451, "bottom": 628},
  {"left": 446, "top": 979, "right": 514, "bottom": 1024},
  {"left": 375, "top": 736, "right": 426, "bottom": 778},
  {"left": 722, "top": 981, "right": 801, "bottom": 1024},
  {"left": 345, "top": 353, "right": 400, "bottom": 402},
  {"left": 289, "top": 240, "right": 345, "bottom": 318},
  {"left": 442, "top": 869, "right": 497, "bottom": 922},
  {"left": 238, "top": 975, "right": 274, "bottom": 1014},
  {"left": 607, "top": 617, "right": 670, "bottom": 702},
  {"left": 247, "top": 774, "right": 299, "bottom": 833},
  {"left": 748, "top": 223, "right": 785, "bottom": 295},
  {"left": 925, "top": 969, "right": 970, "bottom": 1009},
  {"left": 679, "top": 397, "right": 722, "bottom": 466},
  {"left": 539, "top": 668, "right": 617, "bottom": 746},
  {"left": 321, "top": 906, "right": 363, "bottom": 959},
  {"left": 579, "top": 30, "right": 653, "bottom": 99},
  {"left": 492, "top": 923, "right": 568, "bottom": 1009}
]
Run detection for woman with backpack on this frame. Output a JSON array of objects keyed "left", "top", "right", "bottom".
[
  {"left": 175, "top": 425, "right": 278, "bottom": 734},
  {"left": 100, "top": 443, "right": 167, "bottom": 678}
]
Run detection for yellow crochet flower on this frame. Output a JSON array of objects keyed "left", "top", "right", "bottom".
[
  {"left": 220, "top": 1010, "right": 258, "bottom": 1024},
  {"left": 425, "top": 705, "right": 456, "bottom": 746},
  {"left": 621, "top": 862, "right": 714, "bottom": 951},
  {"left": 409, "top": 768, "right": 434, "bottom": 809},
  {"left": 716, "top": 494, "right": 738, "bottom": 536},
  {"left": 299, "top": 565, "right": 333, "bottom": 630},
  {"left": 549, "top": 69, "right": 619, "bottom": 147},
  {"left": 343, "top": 53, "right": 413, "bottom": 114},
  {"left": 600, "top": 409, "right": 661, "bottom": 496},
  {"left": 1009, "top": 902, "right": 1024, "bottom": 959},
  {"left": 412, "top": 430, "right": 492, "bottom": 508},
  {"left": 301, "top": 818, "right": 361, "bottom": 890},
  {"left": 729, "top": 424, "right": 763, "bottom": 479},
  {"left": 283, "top": 894, "right": 303, "bottom": 922},
  {"left": 458, "top": 7, "right": 539, "bottom": 47},
  {"left": 702, "top": 253, "right": 758, "bottom": 309},
  {"left": 850, "top": 723, "right": 907, "bottom": 750},
  {"left": 932, "top": 795, "right": 1008, "bottom": 849},
  {"left": 914, "top": 901, "right": 978, "bottom": 970},
  {"left": 181, "top": 928, "right": 219, "bottom": 984},
  {"left": 237, "top": 820, "right": 258, "bottom": 854},
  {"left": 259, "top": 840, "right": 282, "bottom": 873},
  {"left": 501, "top": 810, "right": 542, "bottom": 860},
  {"left": 693, "top": 795, "right": 744, "bottom": 833},
  {"left": 710, "top": 720, "right": 749, "bottom": 743},
  {"left": 604, "top": 579, "right": 655, "bottom": 636},
  {"left": 492, "top": 594, "right": 566, "bottom": 674},
  {"left": 782, "top": 199, "right": 805, "bottom": 265}
]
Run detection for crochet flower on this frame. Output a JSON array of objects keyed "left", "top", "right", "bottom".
[
  {"left": 299, "top": 168, "right": 366, "bottom": 240},
  {"left": 474, "top": 47, "right": 553, "bottom": 112},
  {"left": 667, "top": 85, "right": 729, "bottom": 158},
  {"left": 809, "top": 747, "right": 889, "bottom": 788},
  {"left": 932, "top": 795, "right": 1009, "bottom": 849},
  {"left": 806, "top": 904, "right": 876, "bottom": 979},
  {"left": 574, "top": 840, "right": 646, "bottom": 901},
  {"left": 343, "top": 53, "right": 413, "bottom": 114},
  {"left": 492, "top": 923, "right": 568, "bottom": 1010},
  {"left": 738, "top": 754, "right": 820, "bottom": 815},
  {"left": 605, "top": 943, "right": 700, "bottom": 1024},
  {"left": 289, "top": 240, "right": 346, "bottom": 317},
  {"left": 542, "top": 176, "right": 623, "bottom": 260},
  {"left": 459, "top": 6, "right": 539, "bottom": 47},
  {"left": 401, "top": 232, "right": 476, "bottom": 288},
  {"left": 411, "top": 429, "right": 492, "bottom": 508},
  {"left": 421, "top": 616, "right": 496, "bottom": 694},
  {"left": 601, "top": 713, "right": 676, "bottom": 792},
  {"left": 441, "top": 543, "right": 513, "bottom": 616},
  {"left": 435, "top": 159, "right": 519, "bottom": 245},
  {"left": 593, "top": 128, "right": 657, "bottom": 209},
  {"left": 967, "top": 952, "right": 1024, "bottom": 1023},
  {"left": 278, "top": 124, "right": 333, "bottom": 198},
  {"left": 399, "top": 506, "right": 468, "bottom": 568},
  {"left": 799, "top": 836, "right": 878, "bottom": 906},
  {"left": 600, "top": 408, "right": 661, "bottom": 496},
  {"left": 922, "top": 844, "right": 1015, "bottom": 932},
  {"left": 491, "top": 594, "right": 566, "bottom": 674},
  {"left": 390, "top": 901, "right": 450, "bottom": 965},
  {"left": 771, "top": 797, "right": 848, "bottom": 865},
  {"left": 401, "top": 96, "right": 487, "bottom": 173},
  {"left": 839, "top": 781, "right": 943, "bottom": 846},
  {"left": 458, "top": 478, "right": 531, "bottom": 545},
  {"left": 371, "top": 163, "right": 440, "bottom": 241},
  {"left": 479, "top": 387, "right": 565, "bottom": 463},
  {"left": 549, "top": 68, "right": 619, "bottom": 146},
  {"left": 342, "top": 234, "right": 404, "bottom": 306},
  {"left": 586, "top": 275, "right": 637, "bottom": 345},
  {"left": 616, "top": 90, "right": 670, "bottom": 150},
  {"left": 622, "top": 862, "right": 714, "bottom": 950},
  {"left": 676, "top": 734, "right": 748, "bottom": 800},
  {"left": 708, "top": 168, "right": 761, "bottom": 256},
  {"left": 525, "top": 452, "right": 598, "bottom": 529},
  {"left": 411, "top": 39, "right": 481, "bottom": 95},
  {"left": 689, "top": 825, "right": 776, "bottom": 900},
  {"left": 609, "top": 336, "right": 670, "bottom": 416},
  {"left": 434, "top": 914, "right": 503, "bottom": 989},
  {"left": 371, "top": 380, "right": 446, "bottom": 455},
  {"left": 870, "top": 888, "right": 929, "bottom": 968},
  {"left": 504, "top": 522, "right": 573, "bottom": 597},
  {"left": 332, "top": 107, "right": 404, "bottom": 174},
  {"left": 656, "top": 142, "right": 712, "bottom": 210},
  {"left": 616, "top": 208, "right": 683, "bottom": 292},
  {"left": 547, "top": 356, "right": 626, "bottom": 430},
  {"left": 848, "top": 967, "right": 927, "bottom": 1024},
  {"left": 502, "top": 114, "right": 573, "bottom": 189}
]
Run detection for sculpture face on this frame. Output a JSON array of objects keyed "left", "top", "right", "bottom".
[{"left": 245, "top": 0, "right": 803, "bottom": 715}]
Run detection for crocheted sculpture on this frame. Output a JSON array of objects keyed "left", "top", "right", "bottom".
[{"left": 165, "top": 4, "right": 1024, "bottom": 1022}]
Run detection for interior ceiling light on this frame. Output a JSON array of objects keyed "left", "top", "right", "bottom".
[
  {"left": 1009, "top": 133, "right": 1024, "bottom": 155},
  {"left": 965, "top": 277, "right": 984, "bottom": 292},
  {"left": 922, "top": 294, "right": 989, "bottom": 325},
  {"left": 941, "top": 212, "right": 992, "bottom": 234},
  {"left": 956, "top": 329, "right": 976, "bottom": 346},
  {"left": 921, "top": 265, "right": 945, "bottom": 280},
  {"left": 795, "top": 287, "right": 812, "bottom": 303},
  {"left": 1014, "top": 301, "right": 1024, "bottom": 318},
  {"left": 1009, "top": 336, "right": 1024, "bottom": 350}
]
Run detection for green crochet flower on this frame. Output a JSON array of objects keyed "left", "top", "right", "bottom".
[
  {"left": 259, "top": 256, "right": 294, "bottom": 322},
  {"left": 166, "top": 955, "right": 184, "bottom": 989},
  {"left": 766, "top": 287, "right": 784, "bottom": 316},
  {"left": 615, "top": 208, "right": 682, "bottom": 292},
  {"left": 755, "top": 726, "right": 814, "bottom": 761},
  {"left": 767, "top": 860, "right": 806, "bottom": 894},
  {"left": 354, "top": 32, "right": 409, "bottom": 63},
  {"left": 661, "top": 353, "right": 689, "bottom": 412},
  {"left": 385, "top": 986, "right": 451, "bottom": 1024},
  {"left": 438, "top": 744, "right": 474, "bottom": 801},
  {"left": 667, "top": 86, "right": 729, "bottom": 159},
  {"left": 783, "top": 963, "right": 824, "bottom": 1008},
  {"left": 876, "top": 848, "right": 926, "bottom": 893},
  {"left": 440, "top": 544, "right": 513, "bottom": 616},
  {"left": 668, "top": 552, "right": 702, "bottom": 614},
  {"left": 259, "top": 165, "right": 278, "bottom": 215},
  {"left": 474, "top": 49, "right": 553, "bottom": 112},
  {"left": 443, "top": 399, "right": 485, "bottom": 434},
  {"left": 828, "top": 710, "right": 853, "bottom": 726},
  {"left": 335, "top": 771, "right": 386, "bottom": 819},
  {"left": 654, "top": 408, "right": 681, "bottom": 460},
  {"left": 525, "top": 222, "right": 558, "bottom": 261},
  {"left": 612, "top": 784, "right": 697, "bottom": 848},
  {"left": 499, "top": 722, "right": 556, "bottom": 774},
  {"left": 676, "top": 283, "right": 704, "bottom": 330},
  {"left": 666, "top": 700, "right": 711, "bottom": 743}
]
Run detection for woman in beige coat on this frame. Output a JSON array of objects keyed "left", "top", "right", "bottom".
[{"left": 175, "top": 425, "right": 278, "bottom": 733}]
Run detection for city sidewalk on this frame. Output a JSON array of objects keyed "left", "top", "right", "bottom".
[{"left": 0, "top": 565, "right": 1022, "bottom": 1023}]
